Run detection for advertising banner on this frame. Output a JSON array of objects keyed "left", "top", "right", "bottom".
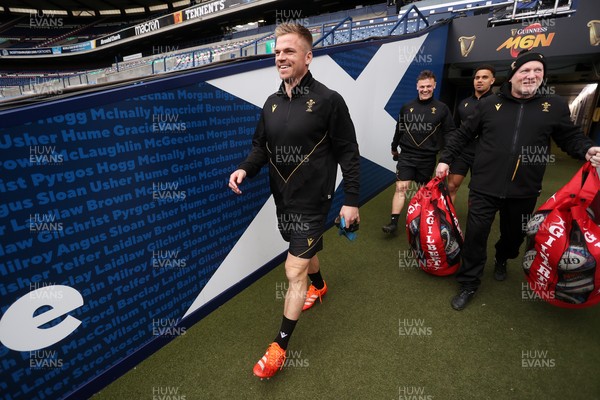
[{"left": 446, "top": 0, "right": 600, "bottom": 63}]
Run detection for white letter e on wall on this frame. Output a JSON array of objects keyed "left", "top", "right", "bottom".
[{"left": 0, "top": 285, "right": 83, "bottom": 351}]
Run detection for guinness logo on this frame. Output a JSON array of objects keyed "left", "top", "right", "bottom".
[
  {"left": 588, "top": 20, "right": 600, "bottom": 46},
  {"left": 497, "top": 23, "right": 555, "bottom": 58},
  {"left": 458, "top": 35, "right": 476, "bottom": 57}
]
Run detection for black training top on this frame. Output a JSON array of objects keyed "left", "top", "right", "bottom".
[
  {"left": 440, "top": 82, "right": 595, "bottom": 198},
  {"left": 391, "top": 97, "right": 455, "bottom": 157},
  {"left": 239, "top": 71, "right": 360, "bottom": 214},
  {"left": 453, "top": 89, "right": 494, "bottom": 162}
]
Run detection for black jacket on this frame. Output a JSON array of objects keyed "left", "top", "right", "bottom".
[
  {"left": 440, "top": 83, "right": 595, "bottom": 198},
  {"left": 239, "top": 71, "right": 360, "bottom": 214},
  {"left": 391, "top": 97, "right": 454, "bottom": 156},
  {"left": 453, "top": 89, "right": 494, "bottom": 162}
]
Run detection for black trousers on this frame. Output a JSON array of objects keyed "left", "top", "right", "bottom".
[{"left": 457, "top": 190, "right": 538, "bottom": 290}]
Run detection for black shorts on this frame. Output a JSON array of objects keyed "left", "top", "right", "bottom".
[
  {"left": 277, "top": 212, "right": 325, "bottom": 259},
  {"left": 396, "top": 154, "right": 436, "bottom": 184},
  {"left": 450, "top": 142, "right": 475, "bottom": 176},
  {"left": 449, "top": 153, "right": 473, "bottom": 177}
]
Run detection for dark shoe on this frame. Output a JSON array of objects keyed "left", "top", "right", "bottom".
[
  {"left": 494, "top": 259, "right": 507, "bottom": 281},
  {"left": 451, "top": 289, "right": 476, "bottom": 311},
  {"left": 382, "top": 223, "right": 398, "bottom": 234}
]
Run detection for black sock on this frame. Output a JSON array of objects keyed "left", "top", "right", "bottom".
[
  {"left": 308, "top": 270, "right": 324, "bottom": 290},
  {"left": 274, "top": 316, "right": 297, "bottom": 350},
  {"left": 390, "top": 214, "right": 400, "bottom": 225}
]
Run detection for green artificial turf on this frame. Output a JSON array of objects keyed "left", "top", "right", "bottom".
[{"left": 93, "top": 151, "right": 600, "bottom": 400}]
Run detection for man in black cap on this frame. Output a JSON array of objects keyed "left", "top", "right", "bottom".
[{"left": 435, "top": 50, "right": 600, "bottom": 310}]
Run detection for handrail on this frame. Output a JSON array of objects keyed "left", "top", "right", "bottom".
[
  {"left": 151, "top": 47, "right": 212, "bottom": 74},
  {"left": 452, "top": 0, "right": 513, "bottom": 14},
  {"left": 239, "top": 32, "right": 274, "bottom": 57},
  {"left": 313, "top": 17, "right": 352, "bottom": 48},
  {"left": 389, "top": 5, "right": 429, "bottom": 36}
]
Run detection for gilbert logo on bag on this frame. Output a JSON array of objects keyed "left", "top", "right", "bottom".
[
  {"left": 406, "top": 177, "right": 463, "bottom": 276},
  {"left": 523, "top": 162, "right": 600, "bottom": 308}
]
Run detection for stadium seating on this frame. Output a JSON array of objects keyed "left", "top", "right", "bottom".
[{"left": 0, "top": 0, "right": 577, "bottom": 100}]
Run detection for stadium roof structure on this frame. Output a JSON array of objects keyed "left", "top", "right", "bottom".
[
  {"left": 0, "top": 0, "right": 192, "bottom": 17},
  {"left": 0, "top": 0, "right": 386, "bottom": 17}
]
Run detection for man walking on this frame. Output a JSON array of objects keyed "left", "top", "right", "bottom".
[
  {"left": 448, "top": 65, "right": 496, "bottom": 203},
  {"left": 229, "top": 23, "right": 360, "bottom": 378},
  {"left": 382, "top": 70, "right": 454, "bottom": 234},
  {"left": 436, "top": 50, "right": 600, "bottom": 310}
]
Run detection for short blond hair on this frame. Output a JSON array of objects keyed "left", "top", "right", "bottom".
[{"left": 275, "top": 23, "right": 313, "bottom": 50}]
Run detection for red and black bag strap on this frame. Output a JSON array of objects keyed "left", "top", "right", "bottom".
[{"left": 437, "top": 178, "right": 465, "bottom": 249}]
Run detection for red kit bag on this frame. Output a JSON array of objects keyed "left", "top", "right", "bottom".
[
  {"left": 406, "top": 177, "right": 464, "bottom": 276},
  {"left": 523, "top": 162, "right": 600, "bottom": 308}
]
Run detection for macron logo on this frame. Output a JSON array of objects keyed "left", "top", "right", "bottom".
[{"left": 279, "top": 332, "right": 288, "bottom": 338}]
